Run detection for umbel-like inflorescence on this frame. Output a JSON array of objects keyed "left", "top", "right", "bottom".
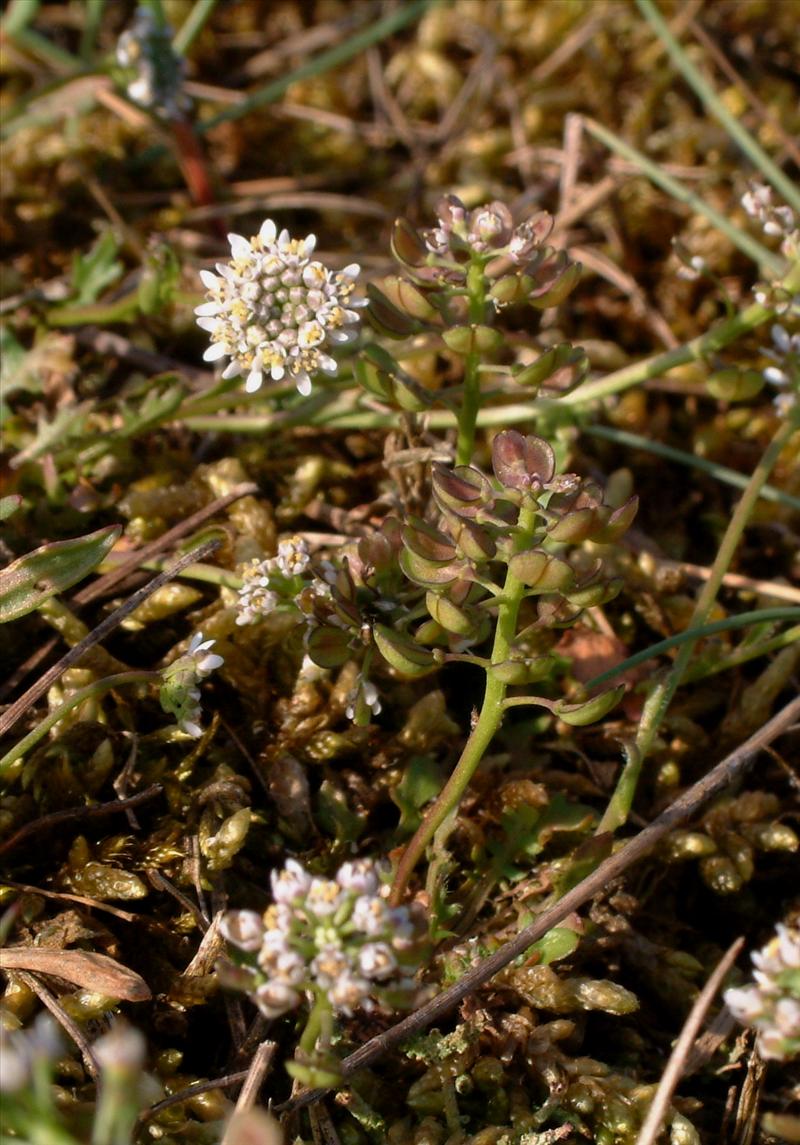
[
  {"left": 195, "top": 219, "right": 362, "bottom": 395},
  {"left": 725, "top": 923, "right": 800, "bottom": 1061},
  {"left": 219, "top": 858, "right": 427, "bottom": 1018},
  {"left": 236, "top": 535, "right": 312, "bottom": 625}
]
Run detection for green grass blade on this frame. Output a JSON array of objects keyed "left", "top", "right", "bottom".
[
  {"left": 1, "top": 0, "right": 41, "bottom": 36},
  {"left": 583, "top": 117, "right": 782, "bottom": 274},
  {"left": 583, "top": 424, "right": 800, "bottom": 513},
  {"left": 173, "top": 0, "right": 218, "bottom": 56},
  {"left": 198, "top": 0, "right": 431, "bottom": 133},
  {"left": 584, "top": 608, "right": 800, "bottom": 692},
  {"left": 79, "top": 0, "right": 105, "bottom": 61},
  {"left": 637, "top": 0, "right": 800, "bottom": 214}
]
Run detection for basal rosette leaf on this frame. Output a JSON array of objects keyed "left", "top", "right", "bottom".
[{"left": 0, "top": 526, "right": 121, "bottom": 624}]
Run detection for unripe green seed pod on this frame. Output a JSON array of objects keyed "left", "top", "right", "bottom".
[{"left": 706, "top": 367, "right": 765, "bottom": 401}]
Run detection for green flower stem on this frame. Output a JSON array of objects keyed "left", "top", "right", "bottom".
[
  {"left": 564, "top": 254, "right": 800, "bottom": 407},
  {"left": 637, "top": 0, "right": 800, "bottom": 214},
  {"left": 455, "top": 261, "right": 491, "bottom": 467},
  {"left": 597, "top": 404, "right": 800, "bottom": 835},
  {"left": 299, "top": 995, "right": 333, "bottom": 1057},
  {"left": 0, "top": 671, "right": 157, "bottom": 777},
  {"left": 581, "top": 116, "right": 782, "bottom": 273},
  {"left": 390, "top": 500, "right": 538, "bottom": 905}
]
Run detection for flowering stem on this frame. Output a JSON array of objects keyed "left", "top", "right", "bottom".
[
  {"left": 455, "top": 261, "right": 491, "bottom": 467},
  {"left": 299, "top": 995, "right": 333, "bottom": 1057},
  {"left": 598, "top": 402, "right": 800, "bottom": 835},
  {"left": 390, "top": 500, "right": 538, "bottom": 905},
  {"left": 566, "top": 256, "right": 800, "bottom": 407},
  {"left": 0, "top": 671, "right": 158, "bottom": 777}
]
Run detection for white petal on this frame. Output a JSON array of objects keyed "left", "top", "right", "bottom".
[
  {"left": 228, "top": 233, "right": 251, "bottom": 259},
  {"left": 245, "top": 369, "right": 263, "bottom": 393},
  {"left": 222, "top": 360, "right": 242, "bottom": 379},
  {"left": 203, "top": 342, "right": 228, "bottom": 362},
  {"left": 259, "top": 218, "right": 277, "bottom": 244},
  {"left": 194, "top": 301, "right": 223, "bottom": 317},
  {"left": 196, "top": 316, "right": 219, "bottom": 332},
  {"left": 340, "top": 262, "right": 360, "bottom": 279},
  {"left": 295, "top": 373, "right": 312, "bottom": 397},
  {"left": 270, "top": 363, "right": 285, "bottom": 381},
  {"left": 200, "top": 269, "right": 220, "bottom": 289},
  {"left": 302, "top": 234, "right": 317, "bottom": 255}
]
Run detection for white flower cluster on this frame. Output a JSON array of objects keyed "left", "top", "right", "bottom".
[
  {"left": 116, "top": 7, "right": 190, "bottom": 118},
  {"left": 159, "top": 631, "right": 224, "bottom": 738},
  {"left": 741, "top": 184, "right": 798, "bottom": 249},
  {"left": 236, "top": 536, "right": 311, "bottom": 625},
  {"left": 195, "top": 220, "right": 362, "bottom": 396},
  {"left": 725, "top": 923, "right": 800, "bottom": 1061},
  {"left": 220, "top": 858, "right": 425, "bottom": 1019}
]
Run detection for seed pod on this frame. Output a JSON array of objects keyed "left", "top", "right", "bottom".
[
  {"left": 306, "top": 625, "right": 352, "bottom": 669},
  {"left": 706, "top": 367, "right": 765, "bottom": 401},
  {"left": 432, "top": 464, "right": 493, "bottom": 518},
  {"left": 402, "top": 517, "right": 457, "bottom": 563},
  {"left": 400, "top": 548, "right": 462, "bottom": 586},
  {"left": 592, "top": 496, "right": 639, "bottom": 544},
  {"left": 380, "top": 275, "right": 440, "bottom": 322},
  {"left": 509, "top": 551, "right": 575, "bottom": 592},
  {"left": 511, "top": 343, "right": 589, "bottom": 395},
  {"left": 391, "top": 217, "right": 429, "bottom": 267},
  {"left": 441, "top": 324, "right": 504, "bottom": 355},
  {"left": 425, "top": 591, "right": 476, "bottom": 637},
  {"left": 373, "top": 624, "right": 438, "bottom": 677},
  {"left": 554, "top": 685, "right": 625, "bottom": 726},
  {"left": 492, "top": 430, "right": 556, "bottom": 490},
  {"left": 366, "top": 282, "right": 419, "bottom": 337},
  {"left": 528, "top": 255, "right": 582, "bottom": 308}
]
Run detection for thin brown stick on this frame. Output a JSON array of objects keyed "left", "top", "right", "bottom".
[
  {"left": 1, "top": 485, "right": 257, "bottom": 700},
  {"left": 636, "top": 937, "right": 745, "bottom": 1145},
  {"left": 139, "top": 1070, "right": 251, "bottom": 1122},
  {"left": 0, "top": 880, "right": 140, "bottom": 924},
  {"left": 221, "top": 1040, "right": 278, "bottom": 1143},
  {"left": 277, "top": 693, "right": 800, "bottom": 1114},
  {"left": 0, "top": 539, "right": 219, "bottom": 740},
  {"left": 15, "top": 970, "right": 100, "bottom": 1080},
  {"left": 0, "top": 785, "right": 162, "bottom": 858}
]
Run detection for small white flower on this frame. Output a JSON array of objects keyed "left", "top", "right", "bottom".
[
  {"left": 187, "top": 632, "right": 224, "bottom": 677},
  {"left": 196, "top": 221, "right": 362, "bottom": 396},
  {"left": 328, "top": 970, "right": 371, "bottom": 1015},
  {"left": 305, "top": 878, "right": 344, "bottom": 917},
  {"left": 358, "top": 942, "right": 397, "bottom": 981},
  {"left": 337, "top": 859, "right": 382, "bottom": 896},
  {"left": 725, "top": 923, "right": 800, "bottom": 1062},
  {"left": 275, "top": 536, "right": 311, "bottom": 577},
  {"left": 271, "top": 859, "right": 313, "bottom": 905},
  {"left": 255, "top": 980, "right": 301, "bottom": 1019},
  {"left": 220, "top": 910, "right": 265, "bottom": 952}
]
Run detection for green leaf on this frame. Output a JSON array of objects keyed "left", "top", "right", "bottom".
[
  {"left": 391, "top": 754, "right": 444, "bottom": 835},
  {"left": 529, "top": 926, "right": 581, "bottom": 966},
  {"left": 0, "top": 525, "right": 121, "bottom": 623},
  {"left": 315, "top": 778, "right": 365, "bottom": 844},
  {"left": 70, "top": 230, "right": 123, "bottom": 305}
]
